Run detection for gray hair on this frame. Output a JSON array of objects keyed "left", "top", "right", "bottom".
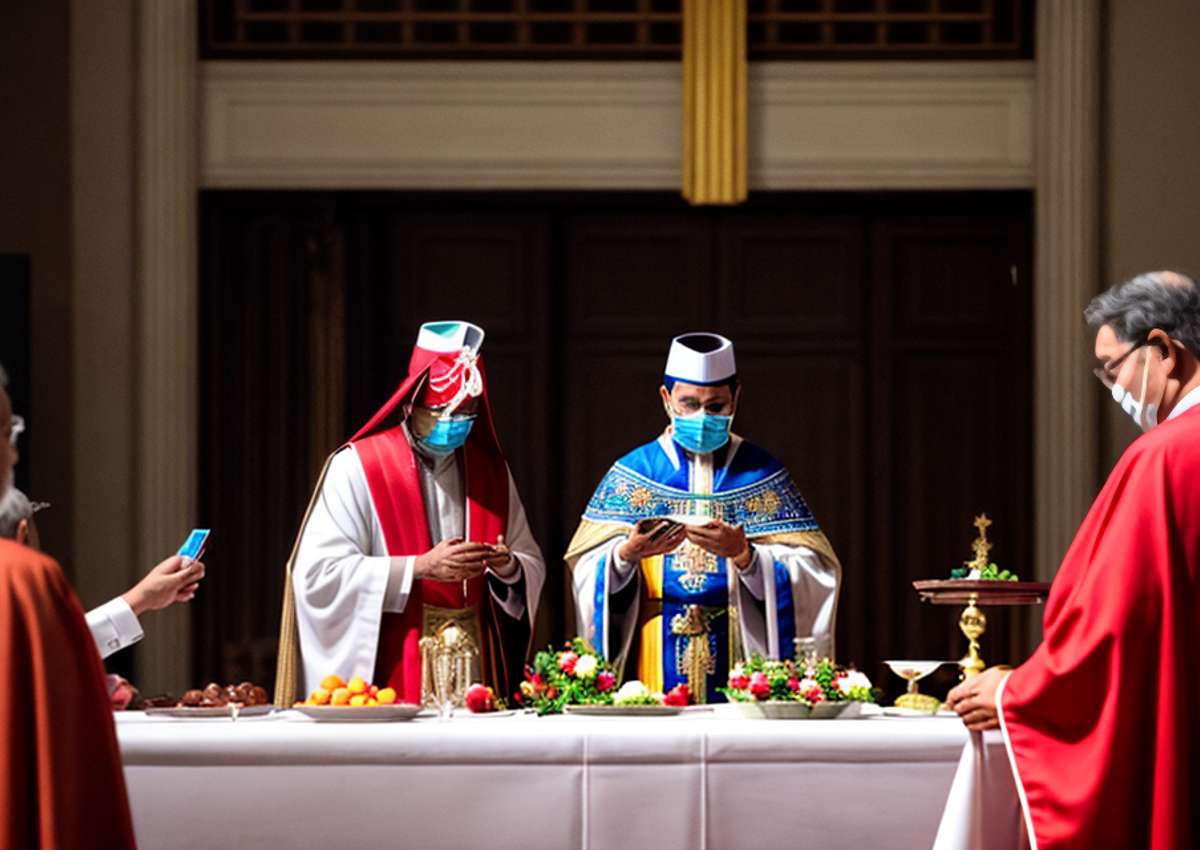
[
  {"left": 0, "top": 486, "right": 33, "bottom": 540},
  {"left": 1084, "top": 271, "right": 1200, "bottom": 357}
]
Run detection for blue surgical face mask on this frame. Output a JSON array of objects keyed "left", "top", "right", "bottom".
[
  {"left": 416, "top": 414, "right": 476, "bottom": 457},
  {"left": 669, "top": 408, "right": 733, "bottom": 454}
]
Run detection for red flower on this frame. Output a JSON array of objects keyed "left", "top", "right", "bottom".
[
  {"left": 559, "top": 652, "right": 579, "bottom": 675},
  {"left": 728, "top": 670, "right": 750, "bottom": 690},
  {"left": 663, "top": 684, "right": 690, "bottom": 707},
  {"left": 803, "top": 686, "right": 825, "bottom": 704},
  {"left": 596, "top": 671, "right": 616, "bottom": 693},
  {"left": 749, "top": 672, "right": 771, "bottom": 700},
  {"left": 787, "top": 677, "right": 801, "bottom": 692}
]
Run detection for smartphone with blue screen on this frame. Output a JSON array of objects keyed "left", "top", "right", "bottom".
[{"left": 177, "top": 529, "right": 210, "bottom": 561}]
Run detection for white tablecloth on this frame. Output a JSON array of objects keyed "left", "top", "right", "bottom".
[{"left": 115, "top": 709, "right": 1019, "bottom": 850}]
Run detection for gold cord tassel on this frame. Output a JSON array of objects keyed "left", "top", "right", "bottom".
[{"left": 682, "top": 0, "right": 748, "bottom": 205}]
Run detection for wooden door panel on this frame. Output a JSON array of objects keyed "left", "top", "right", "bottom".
[
  {"left": 880, "top": 218, "right": 1021, "bottom": 338},
  {"left": 717, "top": 215, "right": 864, "bottom": 337},
  {"left": 566, "top": 214, "right": 710, "bottom": 336}
]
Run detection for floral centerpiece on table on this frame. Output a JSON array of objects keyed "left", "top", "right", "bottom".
[
  {"left": 721, "top": 654, "right": 880, "bottom": 707},
  {"left": 515, "top": 638, "right": 692, "bottom": 715},
  {"left": 515, "top": 638, "right": 619, "bottom": 715}
]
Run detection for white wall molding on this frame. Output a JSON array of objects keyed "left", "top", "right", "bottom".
[{"left": 201, "top": 60, "right": 1034, "bottom": 190}]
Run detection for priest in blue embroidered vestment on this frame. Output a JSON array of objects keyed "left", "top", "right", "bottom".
[{"left": 566, "top": 333, "right": 841, "bottom": 703}]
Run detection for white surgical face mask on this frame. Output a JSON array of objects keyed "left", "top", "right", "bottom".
[{"left": 1111, "top": 351, "right": 1160, "bottom": 432}]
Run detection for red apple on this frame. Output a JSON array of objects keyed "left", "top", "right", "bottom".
[{"left": 464, "top": 683, "right": 495, "bottom": 713}]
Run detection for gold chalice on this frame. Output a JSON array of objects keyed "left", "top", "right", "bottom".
[{"left": 883, "top": 660, "right": 948, "bottom": 713}]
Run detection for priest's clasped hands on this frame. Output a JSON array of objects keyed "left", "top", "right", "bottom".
[
  {"left": 414, "top": 534, "right": 518, "bottom": 582},
  {"left": 619, "top": 518, "right": 754, "bottom": 570}
]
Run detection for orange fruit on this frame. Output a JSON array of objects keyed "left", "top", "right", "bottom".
[
  {"left": 367, "top": 698, "right": 379, "bottom": 706},
  {"left": 309, "top": 688, "right": 330, "bottom": 705},
  {"left": 349, "top": 694, "right": 368, "bottom": 707},
  {"left": 368, "top": 685, "right": 379, "bottom": 698},
  {"left": 320, "top": 674, "right": 345, "bottom": 691},
  {"left": 330, "top": 687, "right": 351, "bottom": 706},
  {"left": 376, "top": 687, "right": 396, "bottom": 705},
  {"left": 346, "top": 675, "right": 368, "bottom": 695}
]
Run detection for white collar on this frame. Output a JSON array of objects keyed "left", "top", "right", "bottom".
[
  {"left": 1167, "top": 385, "right": 1200, "bottom": 421},
  {"left": 655, "top": 430, "right": 742, "bottom": 474}
]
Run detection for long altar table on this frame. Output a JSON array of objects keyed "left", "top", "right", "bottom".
[{"left": 115, "top": 710, "right": 1012, "bottom": 850}]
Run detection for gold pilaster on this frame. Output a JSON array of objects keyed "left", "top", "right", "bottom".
[{"left": 682, "top": 0, "right": 747, "bottom": 205}]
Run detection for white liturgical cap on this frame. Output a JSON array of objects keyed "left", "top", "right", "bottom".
[
  {"left": 664, "top": 333, "right": 737, "bottom": 386},
  {"left": 415, "top": 320, "right": 485, "bottom": 356}
]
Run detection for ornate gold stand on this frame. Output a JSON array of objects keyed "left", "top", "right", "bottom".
[
  {"left": 914, "top": 513, "right": 1051, "bottom": 681},
  {"left": 957, "top": 595, "right": 987, "bottom": 679}
]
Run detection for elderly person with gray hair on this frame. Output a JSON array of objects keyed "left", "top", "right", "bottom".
[
  {"left": 943, "top": 270, "right": 1200, "bottom": 850},
  {"left": 0, "top": 365, "right": 206, "bottom": 660}
]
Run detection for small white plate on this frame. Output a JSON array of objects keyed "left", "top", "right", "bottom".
[
  {"left": 453, "top": 708, "right": 521, "bottom": 719},
  {"left": 291, "top": 704, "right": 422, "bottom": 722},
  {"left": 563, "top": 703, "right": 683, "bottom": 717},
  {"left": 143, "top": 704, "right": 275, "bottom": 719}
]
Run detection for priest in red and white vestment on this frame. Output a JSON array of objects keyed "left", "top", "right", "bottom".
[
  {"left": 275, "top": 321, "right": 545, "bottom": 705},
  {"left": 948, "top": 271, "right": 1200, "bottom": 850}
]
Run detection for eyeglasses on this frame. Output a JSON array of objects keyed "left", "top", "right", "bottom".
[
  {"left": 5, "top": 414, "right": 24, "bottom": 447},
  {"left": 1092, "top": 341, "right": 1148, "bottom": 390}
]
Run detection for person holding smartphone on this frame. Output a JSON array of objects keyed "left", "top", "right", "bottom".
[
  {"left": 566, "top": 333, "right": 841, "bottom": 704},
  {"left": 277, "top": 321, "right": 545, "bottom": 707},
  {"left": 0, "top": 476, "right": 204, "bottom": 661}
]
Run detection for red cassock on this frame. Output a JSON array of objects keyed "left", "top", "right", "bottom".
[
  {"left": 347, "top": 341, "right": 522, "bottom": 704},
  {"left": 0, "top": 540, "right": 137, "bottom": 850},
  {"left": 998, "top": 406, "right": 1200, "bottom": 849}
]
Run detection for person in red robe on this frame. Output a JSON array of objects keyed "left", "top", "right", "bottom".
[
  {"left": 947, "top": 270, "right": 1200, "bottom": 849},
  {"left": 275, "top": 321, "right": 545, "bottom": 706},
  {"left": 0, "top": 367, "right": 137, "bottom": 850}
]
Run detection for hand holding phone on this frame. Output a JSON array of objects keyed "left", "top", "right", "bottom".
[
  {"left": 623, "top": 518, "right": 686, "bottom": 562},
  {"left": 177, "top": 528, "right": 211, "bottom": 562}
]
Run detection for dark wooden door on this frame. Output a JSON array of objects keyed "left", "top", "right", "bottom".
[{"left": 197, "top": 191, "right": 1031, "bottom": 699}]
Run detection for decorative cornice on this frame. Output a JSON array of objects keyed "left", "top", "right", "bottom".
[{"left": 201, "top": 60, "right": 1034, "bottom": 190}]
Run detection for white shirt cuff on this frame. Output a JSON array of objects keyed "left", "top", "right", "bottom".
[
  {"left": 609, "top": 537, "right": 641, "bottom": 592},
  {"left": 85, "top": 596, "right": 144, "bottom": 660},
  {"left": 488, "top": 557, "right": 527, "bottom": 620},
  {"left": 736, "top": 546, "right": 767, "bottom": 600},
  {"left": 381, "top": 556, "right": 415, "bottom": 613},
  {"left": 487, "top": 557, "right": 523, "bottom": 585}
]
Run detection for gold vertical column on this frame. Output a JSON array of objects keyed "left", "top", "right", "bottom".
[{"left": 683, "top": 0, "right": 748, "bottom": 205}]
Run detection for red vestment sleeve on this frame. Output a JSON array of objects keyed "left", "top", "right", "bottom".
[
  {"left": 998, "top": 409, "right": 1200, "bottom": 850},
  {"left": 0, "top": 540, "right": 138, "bottom": 850}
]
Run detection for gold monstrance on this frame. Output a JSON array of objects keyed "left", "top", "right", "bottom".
[{"left": 913, "top": 514, "right": 1052, "bottom": 680}]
